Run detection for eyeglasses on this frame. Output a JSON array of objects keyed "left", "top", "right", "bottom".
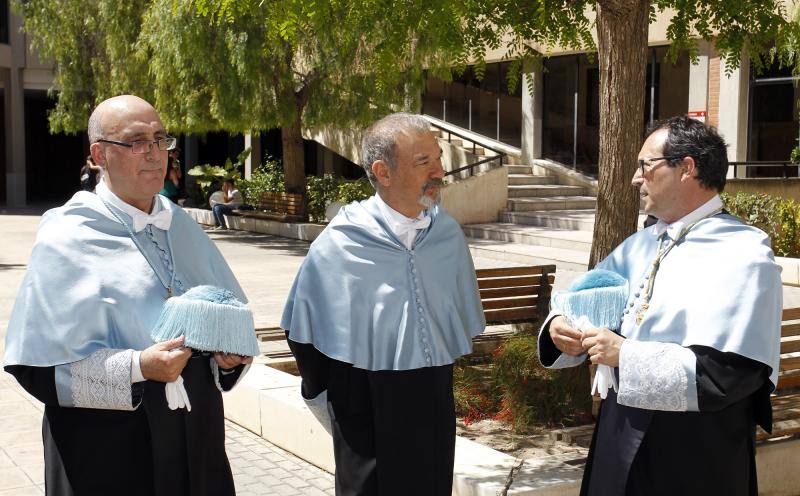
[
  {"left": 637, "top": 156, "right": 684, "bottom": 176},
  {"left": 97, "top": 136, "right": 177, "bottom": 154}
]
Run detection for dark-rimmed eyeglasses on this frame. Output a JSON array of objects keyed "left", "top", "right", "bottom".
[
  {"left": 97, "top": 136, "right": 177, "bottom": 154},
  {"left": 637, "top": 155, "right": 684, "bottom": 176}
]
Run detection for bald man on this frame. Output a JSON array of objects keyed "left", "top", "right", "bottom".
[{"left": 4, "top": 95, "right": 250, "bottom": 496}]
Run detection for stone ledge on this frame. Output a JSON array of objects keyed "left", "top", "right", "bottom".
[
  {"left": 184, "top": 207, "right": 324, "bottom": 242},
  {"left": 223, "top": 364, "right": 583, "bottom": 495},
  {"left": 776, "top": 257, "right": 800, "bottom": 287}
]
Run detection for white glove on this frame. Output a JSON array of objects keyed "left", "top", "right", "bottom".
[
  {"left": 165, "top": 375, "right": 192, "bottom": 411},
  {"left": 573, "top": 315, "right": 619, "bottom": 400}
]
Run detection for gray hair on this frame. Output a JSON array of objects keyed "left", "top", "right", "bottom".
[
  {"left": 87, "top": 107, "right": 103, "bottom": 143},
  {"left": 361, "top": 112, "right": 431, "bottom": 188}
]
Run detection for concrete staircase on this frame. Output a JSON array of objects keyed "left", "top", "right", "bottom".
[{"left": 459, "top": 161, "right": 602, "bottom": 273}]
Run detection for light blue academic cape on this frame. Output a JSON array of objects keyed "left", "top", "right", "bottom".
[
  {"left": 281, "top": 196, "right": 485, "bottom": 371},
  {"left": 597, "top": 214, "right": 782, "bottom": 389},
  {"left": 4, "top": 191, "right": 245, "bottom": 368}
]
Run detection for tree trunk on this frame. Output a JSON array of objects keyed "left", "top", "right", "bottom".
[
  {"left": 281, "top": 113, "right": 306, "bottom": 196},
  {"left": 589, "top": 0, "right": 650, "bottom": 268}
]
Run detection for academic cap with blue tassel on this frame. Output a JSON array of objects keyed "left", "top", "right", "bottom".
[
  {"left": 151, "top": 285, "right": 260, "bottom": 357},
  {"left": 551, "top": 269, "right": 628, "bottom": 330}
]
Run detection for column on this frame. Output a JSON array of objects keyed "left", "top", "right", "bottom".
[
  {"left": 244, "top": 132, "right": 262, "bottom": 179},
  {"left": 520, "top": 62, "right": 543, "bottom": 165},
  {"left": 717, "top": 53, "right": 750, "bottom": 178}
]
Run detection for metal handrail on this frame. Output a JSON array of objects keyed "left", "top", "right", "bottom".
[
  {"left": 428, "top": 120, "right": 507, "bottom": 179},
  {"left": 728, "top": 161, "right": 798, "bottom": 179},
  {"left": 444, "top": 155, "right": 504, "bottom": 177}
]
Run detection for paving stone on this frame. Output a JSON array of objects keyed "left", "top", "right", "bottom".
[{"left": 0, "top": 467, "right": 35, "bottom": 491}]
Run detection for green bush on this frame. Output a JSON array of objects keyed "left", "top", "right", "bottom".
[
  {"left": 238, "top": 156, "right": 285, "bottom": 206},
  {"left": 306, "top": 175, "right": 375, "bottom": 222},
  {"left": 721, "top": 192, "right": 800, "bottom": 257},
  {"left": 453, "top": 332, "right": 592, "bottom": 431}
]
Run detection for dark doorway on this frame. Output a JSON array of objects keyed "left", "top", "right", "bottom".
[{"left": 24, "top": 90, "right": 86, "bottom": 204}]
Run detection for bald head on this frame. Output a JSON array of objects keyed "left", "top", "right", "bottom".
[{"left": 87, "top": 95, "right": 161, "bottom": 143}]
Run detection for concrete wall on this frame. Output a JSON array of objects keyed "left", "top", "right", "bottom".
[
  {"left": 725, "top": 178, "right": 800, "bottom": 203},
  {"left": 441, "top": 166, "right": 508, "bottom": 225},
  {"left": 304, "top": 125, "right": 363, "bottom": 166}
]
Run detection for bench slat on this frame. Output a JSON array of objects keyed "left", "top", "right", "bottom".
[
  {"left": 484, "top": 306, "right": 539, "bottom": 323},
  {"left": 779, "top": 355, "right": 800, "bottom": 372},
  {"left": 476, "top": 265, "right": 556, "bottom": 278},
  {"left": 482, "top": 297, "right": 539, "bottom": 310},
  {"left": 781, "top": 336, "right": 800, "bottom": 354},
  {"left": 478, "top": 275, "right": 554, "bottom": 289},
  {"left": 782, "top": 323, "right": 800, "bottom": 338},
  {"left": 777, "top": 371, "right": 800, "bottom": 390},
  {"left": 479, "top": 286, "right": 548, "bottom": 299},
  {"left": 783, "top": 308, "right": 800, "bottom": 321}
]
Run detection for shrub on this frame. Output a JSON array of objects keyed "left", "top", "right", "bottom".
[
  {"left": 453, "top": 332, "right": 592, "bottom": 431},
  {"left": 238, "top": 156, "right": 285, "bottom": 206},
  {"left": 721, "top": 192, "right": 800, "bottom": 257},
  {"left": 306, "top": 175, "right": 375, "bottom": 222},
  {"left": 491, "top": 333, "right": 591, "bottom": 431}
]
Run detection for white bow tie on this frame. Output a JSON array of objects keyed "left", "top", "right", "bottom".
[
  {"left": 132, "top": 209, "right": 173, "bottom": 233},
  {"left": 394, "top": 215, "right": 431, "bottom": 236}
]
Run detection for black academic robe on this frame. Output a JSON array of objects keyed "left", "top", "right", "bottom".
[
  {"left": 540, "top": 331, "right": 772, "bottom": 496},
  {"left": 5, "top": 353, "right": 244, "bottom": 496}
]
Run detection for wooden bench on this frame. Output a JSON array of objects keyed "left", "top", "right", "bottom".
[
  {"left": 260, "top": 264, "right": 557, "bottom": 362},
  {"left": 758, "top": 307, "right": 800, "bottom": 441},
  {"left": 235, "top": 191, "right": 305, "bottom": 222},
  {"left": 469, "top": 265, "right": 556, "bottom": 355},
  {"left": 475, "top": 265, "right": 555, "bottom": 325}
]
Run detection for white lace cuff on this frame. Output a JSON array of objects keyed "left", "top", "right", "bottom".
[
  {"left": 617, "top": 341, "right": 698, "bottom": 412},
  {"left": 55, "top": 348, "right": 139, "bottom": 411}
]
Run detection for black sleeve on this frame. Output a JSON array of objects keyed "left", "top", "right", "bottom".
[
  {"left": 285, "top": 331, "right": 330, "bottom": 400},
  {"left": 4, "top": 365, "right": 59, "bottom": 405},
  {"left": 692, "top": 345, "right": 772, "bottom": 431},
  {"left": 538, "top": 316, "right": 564, "bottom": 367},
  {"left": 217, "top": 364, "right": 246, "bottom": 392},
  {"left": 4, "top": 364, "right": 145, "bottom": 408}
]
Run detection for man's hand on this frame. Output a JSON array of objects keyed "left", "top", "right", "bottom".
[
  {"left": 549, "top": 315, "right": 585, "bottom": 356},
  {"left": 140, "top": 336, "right": 192, "bottom": 382},
  {"left": 213, "top": 352, "right": 253, "bottom": 370},
  {"left": 582, "top": 328, "right": 624, "bottom": 367}
]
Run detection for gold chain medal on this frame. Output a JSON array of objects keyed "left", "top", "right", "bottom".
[{"left": 634, "top": 207, "right": 724, "bottom": 327}]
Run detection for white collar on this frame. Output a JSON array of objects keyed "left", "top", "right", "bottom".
[
  {"left": 96, "top": 179, "right": 171, "bottom": 232},
  {"left": 653, "top": 194, "right": 723, "bottom": 239},
  {"left": 96, "top": 179, "right": 160, "bottom": 217},
  {"left": 374, "top": 193, "right": 430, "bottom": 234}
]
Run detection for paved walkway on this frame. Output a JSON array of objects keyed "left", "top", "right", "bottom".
[{"left": 0, "top": 214, "right": 335, "bottom": 495}]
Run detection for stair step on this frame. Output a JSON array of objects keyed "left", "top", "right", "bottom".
[
  {"left": 508, "top": 174, "right": 557, "bottom": 185},
  {"left": 507, "top": 185, "right": 586, "bottom": 198},
  {"left": 462, "top": 223, "right": 593, "bottom": 252},
  {"left": 506, "top": 196, "right": 597, "bottom": 212},
  {"left": 505, "top": 164, "right": 533, "bottom": 174},
  {"left": 499, "top": 210, "right": 649, "bottom": 232}
]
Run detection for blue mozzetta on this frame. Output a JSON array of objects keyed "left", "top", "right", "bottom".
[
  {"left": 151, "top": 285, "right": 259, "bottom": 357},
  {"left": 551, "top": 269, "right": 629, "bottom": 331},
  {"left": 282, "top": 195, "right": 485, "bottom": 371}
]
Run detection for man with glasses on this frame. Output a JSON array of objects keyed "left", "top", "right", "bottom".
[
  {"left": 539, "top": 116, "right": 781, "bottom": 495},
  {"left": 4, "top": 95, "right": 250, "bottom": 495}
]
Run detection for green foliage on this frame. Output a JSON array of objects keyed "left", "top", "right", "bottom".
[
  {"left": 491, "top": 333, "right": 591, "bottom": 431},
  {"left": 453, "top": 333, "right": 592, "bottom": 431},
  {"left": 238, "top": 156, "right": 286, "bottom": 206},
  {"left": 721, "top": 192, "right": 800, "bottom": 257},
  {"left": 187, "top": 147, "right": 249, "bottom": 204},
  {"left": 305, "top": 174, "right": 373, "bottom": 222},
  {"left": 791, "top": 147, "right": 800, "bottom": 165}
]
